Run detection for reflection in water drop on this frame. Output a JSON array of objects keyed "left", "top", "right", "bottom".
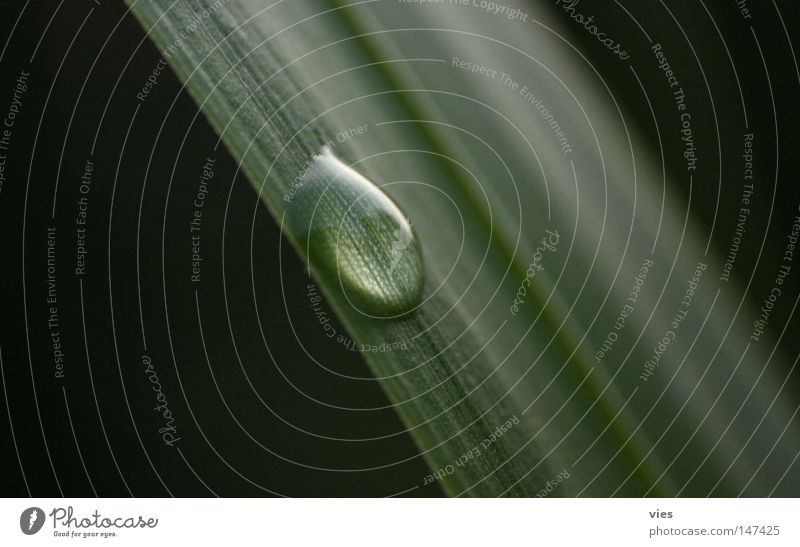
[{"left": 285, "top": 147, "right": 423, "bottom": 318}]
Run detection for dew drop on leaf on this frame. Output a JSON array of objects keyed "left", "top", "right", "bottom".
[{"left": 285, "top": 147, "right": 424, "bottom": 318}]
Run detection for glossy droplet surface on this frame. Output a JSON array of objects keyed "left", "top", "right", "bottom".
[{"left": 285, "top": 147, "right": 423, "bottom": 317}]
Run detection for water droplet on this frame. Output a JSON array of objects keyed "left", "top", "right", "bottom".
[{"left": 285, "top": 147, "right": 423, "bottom": 318}]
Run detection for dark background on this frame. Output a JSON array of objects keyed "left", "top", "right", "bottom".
[{"left": 1, "top": 0, "right": 798, "bottom": 497}]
